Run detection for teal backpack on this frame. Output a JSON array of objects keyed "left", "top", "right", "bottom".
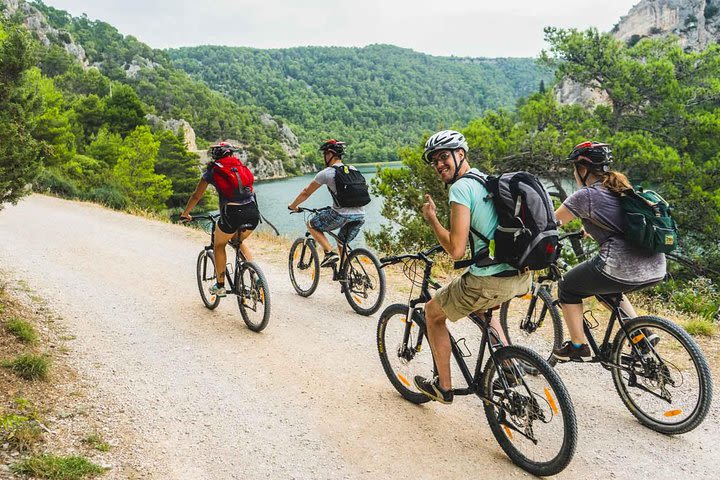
[{"left": 620, "top": 187, "right": 678, "bottom": 254}]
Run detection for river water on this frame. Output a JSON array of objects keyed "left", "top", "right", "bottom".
[{"left": 253, "top": 168, "right": 385, "bottom": 246}]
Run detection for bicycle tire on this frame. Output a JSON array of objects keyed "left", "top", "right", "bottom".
[
  {"left": 343, "top": 247, "right": 386, "bottom": 316},
  {"left": 377, "top": 303, "right": 432, "bottom": 404},
  {"left": 288, "top": 237, "right": 320, "bottom": 297},
  {"left": 500, "top": 286, "right": 563, "bottom": 367},
  {"left": 483, "top": 345, "right": 577, "bottom": 476},
  {"left": 196, "top": 250, "right": 221, "bottom": 310},
  {"left": 611, "top": 315, "right": 713, "bottom": 434},
  {"left": 236, "top": 261, "right": 271, "bottom": 332}
]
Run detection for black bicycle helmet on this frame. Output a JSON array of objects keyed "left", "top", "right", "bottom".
[
  {"left": 567, "top": 141, "right": 613, "bottom": 186},
  {"left": 319, "top": 139, "right": 346, "bottom": 157},
  {"left": 209, "top": 142, "right": 235, "bottom": 161},
  {"left": 567, "top": 141, "right": 613, "bottom": 168}
]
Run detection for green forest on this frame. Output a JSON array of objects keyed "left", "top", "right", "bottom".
[{"left": 168, "top": 44, "right": 550, "bottom": 163}]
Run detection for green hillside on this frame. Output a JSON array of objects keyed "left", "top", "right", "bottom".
[{"left": 168, "top": 45, "right": 551, "bottom": 162}]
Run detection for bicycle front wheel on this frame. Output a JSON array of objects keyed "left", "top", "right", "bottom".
[
  {"left": 343, "top": 248, "right": 386, "bottom": 316},
  {"left": 483, "top": 345, "right": 577, "bottom": 477},
  {"left": 288, "top": 237, "right": 320, "bottom": 297},
  {"left": 236, "top": 261, "right": 271, "bottom": 332},
  {"left": 377, "top": 304, "right": 433, "bottom": 404},
  {"left": 196, "top": 250, "right": 220, "bottom": 310},
  {"left": 500, "top": 286, "right": 563, "bottom": 367},
  {"left": 611, "top": 315, "right": 713, "bottom": 434}
]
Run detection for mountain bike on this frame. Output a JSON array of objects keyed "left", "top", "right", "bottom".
[
  {"left": 288, "top": 207, "right": 385, "bottom": 315},
  {"left": 191, "top": 214, "right": 271, "bottom": 332},
  {"left": 500, "top": 233, "right": 713, "bottom": 434},
  {"left": 377, "top": 245, "right": 577, "bottom": 476}
]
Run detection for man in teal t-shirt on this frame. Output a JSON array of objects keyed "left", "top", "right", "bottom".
[{"left": 414, "top": 130, "right": 532, "bottom": 405}]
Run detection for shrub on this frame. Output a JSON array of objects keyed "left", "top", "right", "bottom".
[
  {"left": 654, "top": 277, "right": 720, "bottom": 320},
  {"left": 84, "top": 185, "right": 129, "bottom": 210},
  {"left": 5, "top": 317, "right": 38, "bottom": 343},
  {"left": 33, "top": 169, "right": 80, "bottom": 198},
  {"left": 2, "top": 354, "right": 50, "bottom": 380},
  {"left": 704, "top": 4, "right": 719, "bottom": 19},
  {"left": 1, "top": 413, "right": 43, "bottom": 452}
]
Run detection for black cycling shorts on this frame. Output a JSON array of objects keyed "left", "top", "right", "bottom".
[
  {"left": 218, "top": 201, "right": 260, "bottom": 234},
  {"left": 558, "top": 256, "right": 662, "bottom": 304}
]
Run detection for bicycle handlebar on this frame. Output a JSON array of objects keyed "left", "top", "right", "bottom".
[
  {"left": 289, "top": 207, "right": 323, "bottom": 214},
  {"left": 380, "top": 244, "right": 444, "bottom": 266},
  {"left": 558, "top": 230, "right": 584, "bottom": 242}
]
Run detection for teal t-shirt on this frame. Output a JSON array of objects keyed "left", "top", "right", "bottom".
[{"left": 448, "top": 168, "right": 514, "bottom": 277}]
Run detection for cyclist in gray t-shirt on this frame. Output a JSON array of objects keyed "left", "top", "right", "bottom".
[
  {"left": 553, "top": 141, "right": 666, "bottom": 362},
  {"left": 288, "top": 139, "right": 366, "bottom": 267}
]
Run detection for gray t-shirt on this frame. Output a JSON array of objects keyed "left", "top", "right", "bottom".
[
  {"left": 313, "top": 163, "right": 365, "bottom": 215},
  {"left": 563, "top": 183, "right": 666, "bottom": 284}
]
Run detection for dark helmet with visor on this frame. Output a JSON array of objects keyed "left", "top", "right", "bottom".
[
  {"left": 209, "top": 141, "right": 236, "bottom": 161},
  {"left": 567, "top": 141, "right": 613, "bottom": 186},
  {"left": 319, "top": 139, "right": 346, "bottom": 157}
]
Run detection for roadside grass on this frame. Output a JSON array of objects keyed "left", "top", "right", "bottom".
[
  {"left": 5, "top": 316, "right": 38, "bottom": 343},
  {"left": 682, "top": 318, "right": 717, "bottom": 337},
  {"left": 11, "top": 454, "right": 108, "bottom": 479},
  {"left": 82, "top": 432, "right": 111, "bottom": 452},
  {"left": 2, "top": 353, "right": 51, "bottom": 380}
]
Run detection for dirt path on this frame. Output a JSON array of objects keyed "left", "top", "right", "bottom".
[{"left": 0, "top": 195, "right": 718, "bottom": 479}]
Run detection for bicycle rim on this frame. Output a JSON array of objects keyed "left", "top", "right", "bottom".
[
  {"left": 500, "top": 286, "right": 562, "bottom": 367},
  {"left": 611, "top": 316, "right": 713, "bottom": 434},
  {"left": 377, "top": 304, "right": 433, "bottom": 404},
  {"left": 483, "top": 346, "right": 577, "bottom": 476},
  {"left": 236, "top": 262, "right": 271, "bottom": 332},
  {"left": 196, "top": 250, "right": 220, "bottom": 309},
  {"left": 344, "top": 248, "right": 386, "bottom": 316},
  {"left": 288, "top": 238, "right": 319, "bottom": 297}
]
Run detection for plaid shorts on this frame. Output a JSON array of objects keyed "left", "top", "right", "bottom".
[{"left": 309, "top": 208, "right": 365, "bottom": 243}]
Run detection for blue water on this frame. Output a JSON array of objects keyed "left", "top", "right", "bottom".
[{"left": 253, "top": 170, "right": 385, "bottom": 246}]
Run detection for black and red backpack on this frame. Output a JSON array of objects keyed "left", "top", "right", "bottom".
[{"left": 211, "top": 156, "right": 255, "bottom": 201}]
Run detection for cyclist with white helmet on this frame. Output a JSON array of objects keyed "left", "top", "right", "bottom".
[{"left": 415, "top": 130, "right": 532, "bottom": 404}]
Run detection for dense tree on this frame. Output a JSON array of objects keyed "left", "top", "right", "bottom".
[
  {"left": 113, "top": 126, "right": 171, "bottom": 211},
  {"left": 154, "top": 129, "right": 203, "bottom": 209},
  {"left": 0, "top": 17, "right": 43, "bottom": 207},
  {"left": 102, "top": 83, "right": 145, "bottom": 136}
]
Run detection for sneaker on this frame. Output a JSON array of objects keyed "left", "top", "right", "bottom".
[
  {"left": 320, "top": 251, "right": 339, "bottom": 267},
  {"left": 552, "top": 341, "right": 592, "bottom": 362},
  {"left": 209, "top": 283, "right": 227, "bottom": 298},
  {"left": 414, "top": 376, "right": 453, "bottom": 404}
]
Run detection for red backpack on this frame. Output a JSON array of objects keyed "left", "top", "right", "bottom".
[{"left": 211, "top": 156, "right": 254, "bottom": 201}]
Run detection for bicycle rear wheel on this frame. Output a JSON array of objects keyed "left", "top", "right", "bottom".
[
  {"left": 611, "top": 315, "right": 713, "bottom": 434},
  {"left": 343, "top": 247, "right": 386, "bottom": 316},
  {"left": 500, "top": 286, "right": 563, "bottom": 367},
  {"left": 236, "top": 261, "right": 271, "bottom": 332},
  {"left": 288, "top": 237, "right": 320, "bottom": 297},
  {"left": 483, "top": 345, "right": 577, "bottom": 476},
  {"left": 377, "top": 304, "right": 433, "bottom": 404},
  {"left": 196, "top": 250, "right": 220, "bottom": 310}
]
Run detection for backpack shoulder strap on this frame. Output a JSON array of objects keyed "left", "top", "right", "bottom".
[{"left": 455, "top": 171, "right": 492, "bottom": 245}]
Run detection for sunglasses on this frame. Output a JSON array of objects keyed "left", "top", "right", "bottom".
[{"left": 427, "top": 151, "right": 452, "bottom": 165}]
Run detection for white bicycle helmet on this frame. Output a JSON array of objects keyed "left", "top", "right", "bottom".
[{"left": 422, "top": 130, "right": 468, "bottom": 162}]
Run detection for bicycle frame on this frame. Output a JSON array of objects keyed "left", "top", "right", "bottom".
[
  {"left": 195, "top": 214, "right": 248, "bottom": 296},
  {"left": 389, "top": 249, "right": 518, "bottom": 406}
]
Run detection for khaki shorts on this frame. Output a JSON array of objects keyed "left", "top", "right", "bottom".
[{"left": 435, "top": 271, "right": 532, "bottom": 322}]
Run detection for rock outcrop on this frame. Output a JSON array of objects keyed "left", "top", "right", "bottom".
[
  {"left": 613, "top": 0, "right": 720, "bottom": 51},
  {"left": 146, "top": 115, "right": 197, "bottom": 151}
]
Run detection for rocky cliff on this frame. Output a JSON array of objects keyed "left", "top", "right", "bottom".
[{"left": 613, "top": 0, "right": 720, "bottom": 51}]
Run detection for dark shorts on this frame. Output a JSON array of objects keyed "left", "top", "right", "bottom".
[
  {"left": 558, "top": 256, "right": 663, "bottom": 304},
  {"left": 309, "top": 207, "right": 365, "bottom": 243},
  {"left": 218, "top": 201, "right": 260, "bottom": 234}
]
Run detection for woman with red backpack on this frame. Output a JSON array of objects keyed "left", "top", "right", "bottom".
[{"left": 181, "top": 142, "right": 260, "bottom": 297}]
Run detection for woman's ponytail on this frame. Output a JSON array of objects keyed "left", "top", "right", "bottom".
[{"left": 602, "top": 170, "right": 632, "bottom": 194}]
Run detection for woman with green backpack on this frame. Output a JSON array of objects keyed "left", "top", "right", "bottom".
[{"left": 552, "top": 141, "right": 667, "bottom": 362}]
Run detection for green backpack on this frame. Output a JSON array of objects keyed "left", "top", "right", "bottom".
[{"left": 620, "top": 187, "right": 678, "bottom": 254}]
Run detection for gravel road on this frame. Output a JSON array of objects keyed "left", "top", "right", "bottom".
[{"left": 0, "top": 195, "right": 718, "bottom": 479}]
